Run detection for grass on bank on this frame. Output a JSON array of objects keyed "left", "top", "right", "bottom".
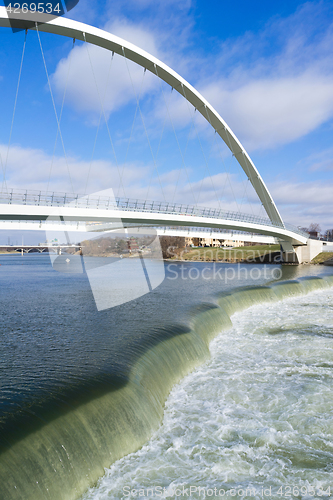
[
  {"left": 311, "top": 252, "right": 333, "bottom": 264},
  {"left": 169, "top": 244, "right": 280, "bottom": 262}
]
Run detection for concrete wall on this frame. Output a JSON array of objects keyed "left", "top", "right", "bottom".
[{"left": 295, "top": 239, "right": 323, "bottom": 264}]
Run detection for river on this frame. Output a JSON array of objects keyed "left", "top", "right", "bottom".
[{"left": 0, "top": 254, "right": 332, "bottom": 500}]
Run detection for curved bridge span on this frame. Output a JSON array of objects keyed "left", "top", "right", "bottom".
[
  {"left": 0, "top": 6, "right": 283, "bottom": 226},
  {"left": 0, "top": 190, "right": 308, "bottom": 245}
]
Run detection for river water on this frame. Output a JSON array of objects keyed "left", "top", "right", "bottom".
[
  {"left": 82, "top": 287, "right": 333, "bottom": 500},
  {"left": 0, "top": 254, "right": 333, "bottom": 500}
]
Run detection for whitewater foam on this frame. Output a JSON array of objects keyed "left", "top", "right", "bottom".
[
  {"left": 2, "top": 274, "right": 333, "bottom": 500},
  {"left": 82, "top": 285, "right": 333, "bottom": 499}
]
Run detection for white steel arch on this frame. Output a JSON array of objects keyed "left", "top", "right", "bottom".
[{"left": 0, "top": 7, "right": 284, "bottom": 226}]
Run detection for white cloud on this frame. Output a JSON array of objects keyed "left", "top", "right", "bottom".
[
  {"left": 269, "top": 180, "right": 333, "bottom": 229},
  {"left": 201, "top": 72, "right": 333, "bottom": 151},
  {"left": 299, "top": 146, "right": 333, "bottom": 173},
  {"left": 0, "top": 142, "right": 259, "bottom": 208},
  {"left": 198, "top": 4, "right": 333, "bottom": 151},
  {"left": 51, "top": 19, "right": 162, "bottom": 120},
  {"left": 2, "top": 142, "right": 332, "bottom": 229},
  {"left": 51, "top": 1, "right": 333, "bottom": 155},
  {"left": 151, "top": 2, "right": 333, "bottom": 151},
  {"left": 0, "top": 143, "right": 151, "bottom": 196},
  {"left": 103, "top": 18, "right": 161, "bottom": 56}
]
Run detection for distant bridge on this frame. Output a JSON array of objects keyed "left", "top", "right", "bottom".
[{"left": 0, "top": 244, "right": 80, "bottom": 254}]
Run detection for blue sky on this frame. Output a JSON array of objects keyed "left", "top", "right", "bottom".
[{"left": 0, "top": 0, "right": 333, "bottom": 238}]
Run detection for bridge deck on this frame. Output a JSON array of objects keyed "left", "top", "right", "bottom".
[{"left": 0, "top": 189, "right": 308, "bottom": 245}]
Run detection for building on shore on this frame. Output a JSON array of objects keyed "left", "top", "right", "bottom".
[{"left": 185, "top": 237, "right": 245, "bottom": 248}]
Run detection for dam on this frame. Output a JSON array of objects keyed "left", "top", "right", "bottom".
[{"left": 0, "top": 255, "right": 333, "bottom": 499}]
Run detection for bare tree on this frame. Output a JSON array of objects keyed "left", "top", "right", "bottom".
[
  {"left": 159, "top": 236, "right": 185, "bottom": 259},
  {"left": 308, "top": 223, "right": 321, "bottom": 233},
  {"left": 324, "top": 229, "right": 333, "bottom": 240}
]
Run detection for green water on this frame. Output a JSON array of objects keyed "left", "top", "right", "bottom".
[{"left": 1, "top": 256, "right": 333, "bottom": 500}]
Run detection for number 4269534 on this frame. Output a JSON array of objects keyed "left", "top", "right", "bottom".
[
  {"left": 6, "top": 3, "right": 61, "bottom": 14},
  {"left": 277, "top": 485, "right": 331, "bottom": 497}
]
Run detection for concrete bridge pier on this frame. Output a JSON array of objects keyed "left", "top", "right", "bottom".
[
  {"left": 294, "top": 239, "right": 323, "bottom": 264},
  {"left": 280, "top": 241, "right": 299, "bottom": 264},
  {"left": 280, "top": 239, "right": 324, "bottom": 264}
]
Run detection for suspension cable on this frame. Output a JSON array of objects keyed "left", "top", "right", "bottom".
[
  {"left": 85, "top": 49, "right": 114, "bottom": 195},
  {"left": 144, "top": 83, "right": 171, "bottom": 203},
  {"left": 170, "top": 108, "right": 198, "bottom": 205},
  {"left": 83, "top": 34, "right": 126, "bottom": 198},
  {"left": 194, "top": 106, "right": 224, "bottom": 208},
  {"left": 122, "top": 47, "right": 166, "bottom": 202},
  {"left": 234, "top": 149, "right": 256, "bottom": 216},
  {"left": 218, "top": 119, "right": 258, "bottom": 216},
  {"left": 0, "top": 150, "right": 6, "bottom": 196},
  {"left": 169, "top": 113, "right": 196, "bottom": 205},
  {"left": 218, "top": 124, "right": 242, "bottom": 213},
  {"left": 1, "top": 29, "right": 27, "bottom": 194},
  {"left": 202, "top": 105, "right": 241, "bottom": 210},
  {"left": 116, "top": 66, "right": 146, "bottom": 199},
  {"left": 36, "top": 23, "right": 74, "bottom": 194},
  {"left": 47, "top": 38, "right": 76, "bottom": 195},
  {"left": 153, "top": 67, "right": 198, "bottom": 206},
  {"left": 124, "top": 67, "right": 145, "bottom": 163},
  {"left": 180, "top": 85, "right": 222, "bottom": 209},
  {"left": 154, "top": 85, "right": 171, "bottom": 160},
  {"left": 242, "top": 152, "right": 273, "bottom": 220}
]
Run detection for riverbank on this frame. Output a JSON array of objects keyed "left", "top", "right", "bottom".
[
  {"left": 2, "top": 245, "right": 331, "bottom": 266},
  {"left": 167, "top": 244, "right": 281, "bottom": 263},
  {"left": 311, "top": 251, "right": 333, "bottom": 264},
  {"left": 168, "top": 245, "right": 333, "bottom": 265}
]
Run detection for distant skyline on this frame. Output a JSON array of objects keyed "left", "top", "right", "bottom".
[{"left": 0, "top": 0, "right": 333, "bottom": 241}]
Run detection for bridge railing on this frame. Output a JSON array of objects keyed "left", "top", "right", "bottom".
[{"left": 0, "top": 189, "right": 309, "bottom": 238}]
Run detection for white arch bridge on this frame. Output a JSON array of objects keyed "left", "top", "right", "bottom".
[
  {"left": 0, "top": 9, "right": 310, "bottom": 259},
  {"left": 0, "top": 189, "right": 308, "bottom": 247}
]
